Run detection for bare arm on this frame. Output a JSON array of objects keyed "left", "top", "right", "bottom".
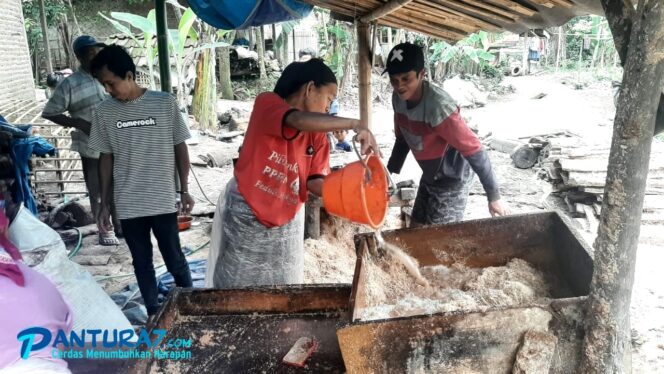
[
  {"left": 285, "top": 112, "right": 381, "bottom": 156},
  {"left": 285, "top": 111, "right": 361, "bottom": 133},
  {"left": 174, "top": 142, "right": 195, "bottom": 214},
  {"left": 99, "top": 153, "right": 113, "bottom": 207},
  {"left": 307, "top": 178, "right": 324, "bottom": 197},
  {"left": 42, "top": 114, "right": 92, "bottom": 135}
]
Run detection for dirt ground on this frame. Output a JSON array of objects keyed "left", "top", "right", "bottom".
[{"left": 66, "top": 71, "right": 663, "bottom": 372}]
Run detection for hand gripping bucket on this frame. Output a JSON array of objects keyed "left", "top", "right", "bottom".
[{"left": 322, "top": 154, "right": 389, "bottom": 229}]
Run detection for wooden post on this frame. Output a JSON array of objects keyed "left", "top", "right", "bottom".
[
  {"left": 555, "top": 26, "right": 563, "bottom": 71},
  {"left": 387, "top": 26, "right": 393, "bottom": 49},
  {"left": 580, "top": 1, "right": 664, "bottom": 372},
  {"left": 292, "top": 29, "right": 296, "bottom": 61},
  {"left": 357, "top": 22, "right": 372, "bottom": 128},
  {"left": 255, "top": 27, "right": 267, "bottom": 80},
  {"left": 38, "top": 0, "right": 53, "bottom": 73},
  {"left": 522, "top": 32, "right": 529, "bottom": 76},
  {"left": 155, "top": 0, "right": 171, "bottom": 92}
]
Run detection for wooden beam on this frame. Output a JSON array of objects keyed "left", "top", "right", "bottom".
[
  {"left": 378, "top": 18, "right": 456, "bottom": 42},
  {"left": 430, "top": 0, "right": 518, "bottom": 24},
  {"left": 384, "top": 12, "right": 467, "bottom": 40},
  {"left": 528, "top": 0, "right": 555, "bottom": 8},
  {"left": 357, "top": 22, "right": 372, "bottom": 128},
  {"left": 456, "top": 0, "right": 522, "bottom": 20},
  {"left": 360, "top": 0, "right": 414, "bottom": 23},
  {"left": 484, "top": 0, "right": 538, "bottom": 16},
  {"left": 415, "top": 1, "right": 503, "bottom": 32},
  {"left": 549, "top": 0, "right": 575, "bottom": 8},
  {"left": 402, "top": 4, "right": 478, "bottom": 33}
]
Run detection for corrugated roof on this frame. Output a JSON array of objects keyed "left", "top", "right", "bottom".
[{"left": 303, "top": 0, "right": 603, "bottom": 41}]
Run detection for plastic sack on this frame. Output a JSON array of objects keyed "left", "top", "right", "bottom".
[
  {"left": 8, "top": 206, "right": 135, "bottom": 342},
  {"left": 158, "top": 259, "right": 206, "bottom": 294},
  {"left": 204, "top": 183, "right": 229, "bottom": 287},
  {"left": 209, "top": 178, "right": 304, "bottom": 288},
  {"left": 8, "top": 205, "right": 63, "bottom": 253},
  {"left": 34, "top": 249, "right": 136, "bottom": 342}
]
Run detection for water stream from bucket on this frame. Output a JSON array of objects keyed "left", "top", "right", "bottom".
[{"left": 375, "top": 230, "right": 430, "bottom": 288}]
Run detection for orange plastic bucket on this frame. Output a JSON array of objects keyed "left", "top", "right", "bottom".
[{"left": 322, "top": 155, "right": 388, "bottom": 229}]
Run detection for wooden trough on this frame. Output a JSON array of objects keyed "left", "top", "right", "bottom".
[
  {"left": 339, "top": 211, "right": 593, "bottom": 373},
  {"left": 130, "top": 285, "right": 351, "bottom": 374}
]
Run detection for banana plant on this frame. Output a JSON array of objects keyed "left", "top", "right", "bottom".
[
  {"left": 99, "top": 10, "right": 158, "bottom": 89},
  {"left": 430, "top": 31, "right": 495, "bottom": 75},
  {"left": 99, "top": 8, "right": 229, "bottom": 107}
]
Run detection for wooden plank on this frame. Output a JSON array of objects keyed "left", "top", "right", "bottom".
[
  {"left": 378, "top": 18, "right": 455, "bottom": 41},
  {"left": 398, "top": 5, "right": 477, "bottom": 34},
  {"left": 428, "top": 0, "right": 516, "bottom": 24},
  {"left": 549, "top": 0, "right": 575, "bottom": 8},
  {"left": 529, "top": 0, "right": 555, "bottom": 8},
  {"left": 360, "top": 0, "right": 415, "bottom": 23},
  {"left": 420, "top": 0, "right": 502, "bottom": 31},
  {"left": 456, "top": 0, "right": 522, "bottom": 20},
  {"left": 485, "top": 0, "right": 537, "bottom": 16},
  {"left": 405, "top": 3, "right": 481, "bottom": 33},
  {"left": 384, "top": 13, "right": 468, "bottom": 40}
]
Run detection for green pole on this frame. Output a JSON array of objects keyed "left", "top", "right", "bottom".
[{"left": 155, "top": 0, "right": 171, "bottom": 92}]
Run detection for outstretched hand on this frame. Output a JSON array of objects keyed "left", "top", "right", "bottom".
[
  {"left": 354, "top": 128, "right": 382, "bottom": 157},
  {"left": 489, "top": 199, "right": 509, "bottom": 217}
]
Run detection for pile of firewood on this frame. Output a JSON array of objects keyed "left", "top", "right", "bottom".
[{"left": 536, "top": 132, "right": 664, "bottom": 226}]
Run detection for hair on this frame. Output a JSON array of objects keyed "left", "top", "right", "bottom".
[
  {"left": 46, "top": 72, "right": 64, "bottom": 88},
  {"left": 298, "top": 48, "right": 317, "bottom": 58},
  {"left": 90, "top": 45, "right": 136, "bottom": 80},
  {"left": 273, "top": 59, "right": 337, "bottom": 99}
]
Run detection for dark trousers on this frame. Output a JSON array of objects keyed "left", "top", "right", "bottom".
[{"left": 121, "top": 212, "right": 192, "bottom": 315}]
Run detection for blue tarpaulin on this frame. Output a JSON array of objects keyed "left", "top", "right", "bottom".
[{"left": 187, "top": 0, "right": 312, "bottom": 30}]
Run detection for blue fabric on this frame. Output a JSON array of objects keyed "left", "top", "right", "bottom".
[
  {"left": 188, "top": 0, "right": 312, "bottom": 30},
  {"left": 335, "top": 141, "right": 352, "bottom": 152},
  {"left": 8, "top": 127, "right": 56, "bottom": 215},
  {"left": 157, "top": 258, "right": 206, "bottom": 295}
]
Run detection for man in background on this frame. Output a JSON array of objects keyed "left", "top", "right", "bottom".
[{"left": 42, "top": 35, "right": 120, "bottom": 246}]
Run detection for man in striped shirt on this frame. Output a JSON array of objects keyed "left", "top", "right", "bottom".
[
  {"left": 384, "top": 43, "right": 508, "bottom": 225},
  {"left": 42, "top": 35, "right": 120, "bottom": 246},
  {"left": 88, "top": 45, "right": 193, "bottom": 316}
]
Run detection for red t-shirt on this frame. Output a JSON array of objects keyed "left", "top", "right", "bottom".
[{"left": 234, "top": 93, "right": 330, "bottom": 227}]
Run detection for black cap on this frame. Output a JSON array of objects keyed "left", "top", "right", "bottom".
[{"left": 383, "top": 42, "right": 425, "bottom": 76}]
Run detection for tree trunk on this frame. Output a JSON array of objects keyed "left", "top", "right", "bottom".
[
  {"left": 591, "top": 27, "right": 603, "bottom": 69},
  {"left": 218, "top": 30, "right": 234, "bottom": 100},
  {"left": 255, "top": 27, "right": 267, "bottom": 80},
  {"left": 580, "top": 1, "right": 664, "bottom": 372},
  {"left": 38, "top": 0, "right": 53, "bottom": 73},
  {"left": 339, "top": 24, "right": 355, "bottom": 96},
  {"left": 556, "top": 26, "right": 565, "bottom": 72},
  {"left": 602, "top": 0, "right": 664, "bottom": 136},
  {"left": 272, "top": 23, "right": 280, "bottom": 65},
  {"left": 281, "top": 28, "right": 290, "bottom": 65},
  {"left": 65, "top": 0, "right": 82, "bottom": 35}
]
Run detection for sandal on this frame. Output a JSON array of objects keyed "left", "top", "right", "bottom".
[{"left": 99, "top": 231, "right": 120, "bottom": 246}]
